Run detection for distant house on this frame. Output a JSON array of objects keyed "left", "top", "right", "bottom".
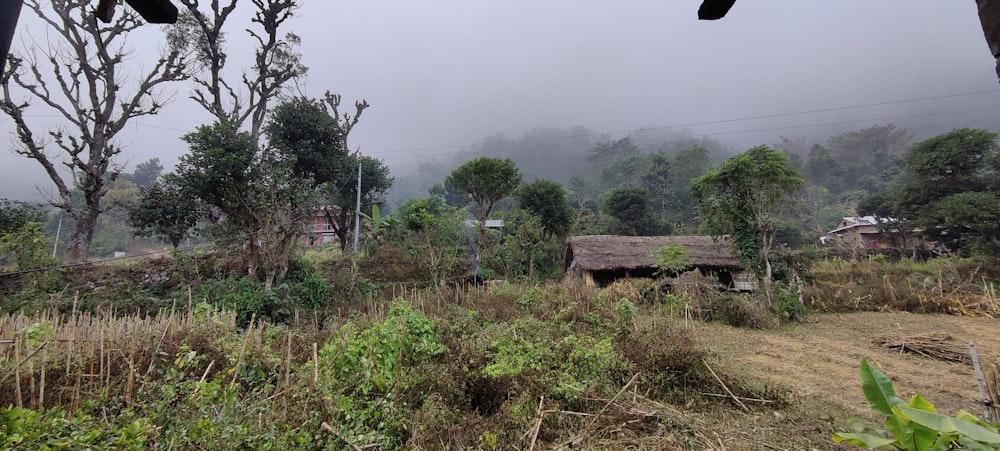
[
  {"left": 463, "top": 218, "right": 504, "bottom": 230},
  {"left": 827, "top": 216, "right": 887, "bottom": 249},
  {"left": 826, "top": 216, "right": 927, "bottom": 250},
  {"left": 304, "top": 207, "right": 342, "bottom": 247},
  {"left": 563, "top": 235, "right": 754, "bottom": 290}
]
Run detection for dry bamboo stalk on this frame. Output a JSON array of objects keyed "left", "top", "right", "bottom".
[
  {"left": 98, "top": 319, "right": 105, "bottom": 387},
  {"left": 970, "top": 341, "right": 991, "bottom": 422},
  {"left": 312, "top": 342, "right": 319, "bottom": 385},
  {"left": 283, "top": 333, "right": 292, "bottom": 416},
  {"left": 126, "top": 353, "right": 136, "bottom": 406},
  {"left": 193, "top": 360, "right": 214, "bottom": 395},
  {"left": 704, "top": 360, "right": 749, "bottom": 412},
  {"left": 14, "top": 334, "right": 22, "bottom": 407},
  {"left": 230, "top": 314, "right": 256, "bottom": 388},
  {"left": 66, "top": 301, "right": 76, "bottom": 377},
  {"left": 585, "top": 373, "right": 640, "bottom": 431},
  {"left": 528, "top": 396, "right": 545, "bottom": 451},
  {"left": 73, "top": 368, "right": 81, "bottom": 411},
  {"left": 28, "top": 340, "right": 35, "bottom": 408},
  {"left": 39, "top": 345, "right": 46, "bottom": 407},
  {"left": 146, "top": 312, "right": 173, "bottom": 377}
]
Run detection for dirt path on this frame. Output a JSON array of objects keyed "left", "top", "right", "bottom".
[{"left": 686, "top": 312, "right": 1000, "bottom": 449}]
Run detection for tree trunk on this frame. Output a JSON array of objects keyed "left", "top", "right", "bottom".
[{"left": 65, "top": 210, "right": 98, "bottom": 263}]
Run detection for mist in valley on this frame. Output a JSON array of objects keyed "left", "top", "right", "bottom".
[{"left": 2, "top": 1, "right": 999, "bottom": 211}]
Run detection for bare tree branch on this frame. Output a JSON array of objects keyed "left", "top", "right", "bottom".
[{"left": 0, "top": 0, "right": 188, "bottom": 261}]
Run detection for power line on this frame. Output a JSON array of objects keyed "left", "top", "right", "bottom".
[
  {"left": 373, "top": 104, "right": 1000, "bottom": 160},
  {"left": 366, "top": 89, "right": 1000, "bottom": 157}
]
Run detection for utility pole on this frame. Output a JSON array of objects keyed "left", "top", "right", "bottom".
[{"left": 51, "top": 213, "right": 63, "bottom": 259}]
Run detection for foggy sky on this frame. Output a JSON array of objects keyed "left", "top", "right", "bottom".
[{"left": 2, "top": 0, "right": 1000, "bottom": 201}]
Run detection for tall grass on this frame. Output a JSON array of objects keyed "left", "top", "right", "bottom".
[{"left": 805, "top": 256, "right": 1000, "bottom": 316}]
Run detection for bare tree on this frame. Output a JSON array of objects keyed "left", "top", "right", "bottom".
[
  {"left": 319, "top": 91, "right": 372, "bottom": 251},
  {"left": 0, "top": 0, "right": 187, "bottom": 262},
  {"left": 170, "top": 0, "right": 306, "bottom": 140}
]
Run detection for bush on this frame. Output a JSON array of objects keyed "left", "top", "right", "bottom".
[
  {"left": 774, "top": 281, "right": 808, "bottom": 322},
  {"left": 318, "top": 299, "right": 447, "bottom": 448},
  {"left": 708, "top": 293, "right": 776, "bottom": 329}
]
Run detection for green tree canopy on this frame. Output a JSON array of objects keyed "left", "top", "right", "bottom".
[
  {"left": 128, "top": 158, "right": 164, "bottom": 188},
  {"left": 0, "top": 199, "right": 48, "bottom": 235},
  {"left": 601, "top": 187, "right": 668, "bottom": 236},
  {"left": 265, "top": 97, "right": 346, "bottom": 186},
  {"left": 446, "top": 157, "right": 522, "bottom": 254},
  {"left": 128, "top": 181, "right": 201, "bottom": 248},
  {"left": 131, "top": 96, "right": 370, "bottom": 290},
  {"left": 859, "top": 128, "right": 1000, "bottom": 256},
  {"left": 517, "top": 179, "right": 577, "bottom": 239},
  {"left": 690, "top": 145, "right": 805, "bottom": 304}
]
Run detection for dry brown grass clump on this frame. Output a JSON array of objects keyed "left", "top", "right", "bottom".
[{"left": 806, "top": 256, "right": 1000, "bottom": 317}]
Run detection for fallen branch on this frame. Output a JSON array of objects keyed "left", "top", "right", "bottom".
[
  {"left": 585, "top": 373, "right": 640, "bottom": 431},
  {"left": 528, "top": 396, "right": 544, "bottom": 451},
  {"left": 703, "top": 360, "right": 749, "bottom": 412},
  {"left": 699, "top": 392, "right": 774, "bottom": 404}
]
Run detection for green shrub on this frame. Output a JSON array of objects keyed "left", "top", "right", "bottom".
[
  {"left": 0, "top": 406, "right": 155, "bottom": 449},
  {"left": 775, "top": 281, "right": 808, "bottom": 322},
  {"left": 318, "top": 299, "right": 447, "bottom": 448}
]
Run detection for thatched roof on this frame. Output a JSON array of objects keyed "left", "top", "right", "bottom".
[{"left": 564, "top": 235, "right": 741, "bottom": 272}]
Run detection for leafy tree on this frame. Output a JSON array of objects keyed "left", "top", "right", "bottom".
[
  {"left": 667, "top": 146, "right": 715, "bottom": 228},
  {"left": 321, "top": 154, "right": 394, "bottom": 252},
  {"left": 690, "top": 145, "right": 805, "bottom": 305},
  {"left": 1, "top": 0, "right": 187, "bottom": 262},
  {"left": 393, "top": 196, "right": 467, "bottom": 285},
  {"left": 128, "top": 181, "right": 201, "bottom": 248},
  {"left": 128, "top": 159, "right": 164, "bottom": 188},
  {"left": 601, "top": 187, "right": 667, "bottom": 236},
  {"left": 428, "top": 178, "right": 468, "bottom": 207},
  {"left": 135, "top": 118, "right": 308, "bottom": 291},
  {"left": 804, "top": 124, "right": 911, "bottom": 197},
  {"left": 446, "top": 157, "right": 522, "bottom": 255},
  {"left": 0, "top": 199, "right": 47, "bottom": 235},
  {"left": 0, "top": 222, "right": 58, "bottom": 288},
  {"left": 587, "top": 136, "right": 642, "bottom": 165},
  {"left": 517, "top": 179, "right": 577, "bottom": 239},
  {"left": 638, "top": 152, "right": 673, "bottom": 221},
  {"left": 482, "top": 210, "right": 550, "bottom": 280},
  {"left": 602, "top": 153, "right": 646, "bottom": 188},
  {"left": 307, "top": 92, "right": 385, "bottom": 252},
  {"left": 860, "top": 128, "right": 1000, "bottom": 256}
]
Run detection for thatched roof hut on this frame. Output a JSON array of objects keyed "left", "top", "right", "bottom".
[{"left": 564, "top": 235, "right": 749, "bottom": 288}]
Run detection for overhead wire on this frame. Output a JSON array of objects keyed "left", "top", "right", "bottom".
[
  {"left": 3, "top": 88, "right": 999, "bottom": 161},
  {"left": 363, "top": 89, "right": 1000, "bottom": 158}
]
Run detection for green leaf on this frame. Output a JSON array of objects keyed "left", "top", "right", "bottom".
[
  {"left": 907, "top": 394, "right": 937, "bottom": 412},
  {"left": 895, "top": 405, "right": 1000, "bottom": 443},
  {"left": 831, "top": 432, "right": 897, "bottom": 448},
  {"left": 955, "top": 410, "right": 994, "bottom": 427},
  {"left": 885, "top": 414, "right": 915, "bottom": 450},
  {"left": 859, "top": 359, "right": 903, "bottom": 415}
]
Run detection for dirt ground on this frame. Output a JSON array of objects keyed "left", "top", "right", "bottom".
[{"left": 682, "top": 312, "right": 1000, "bottom": 450}]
